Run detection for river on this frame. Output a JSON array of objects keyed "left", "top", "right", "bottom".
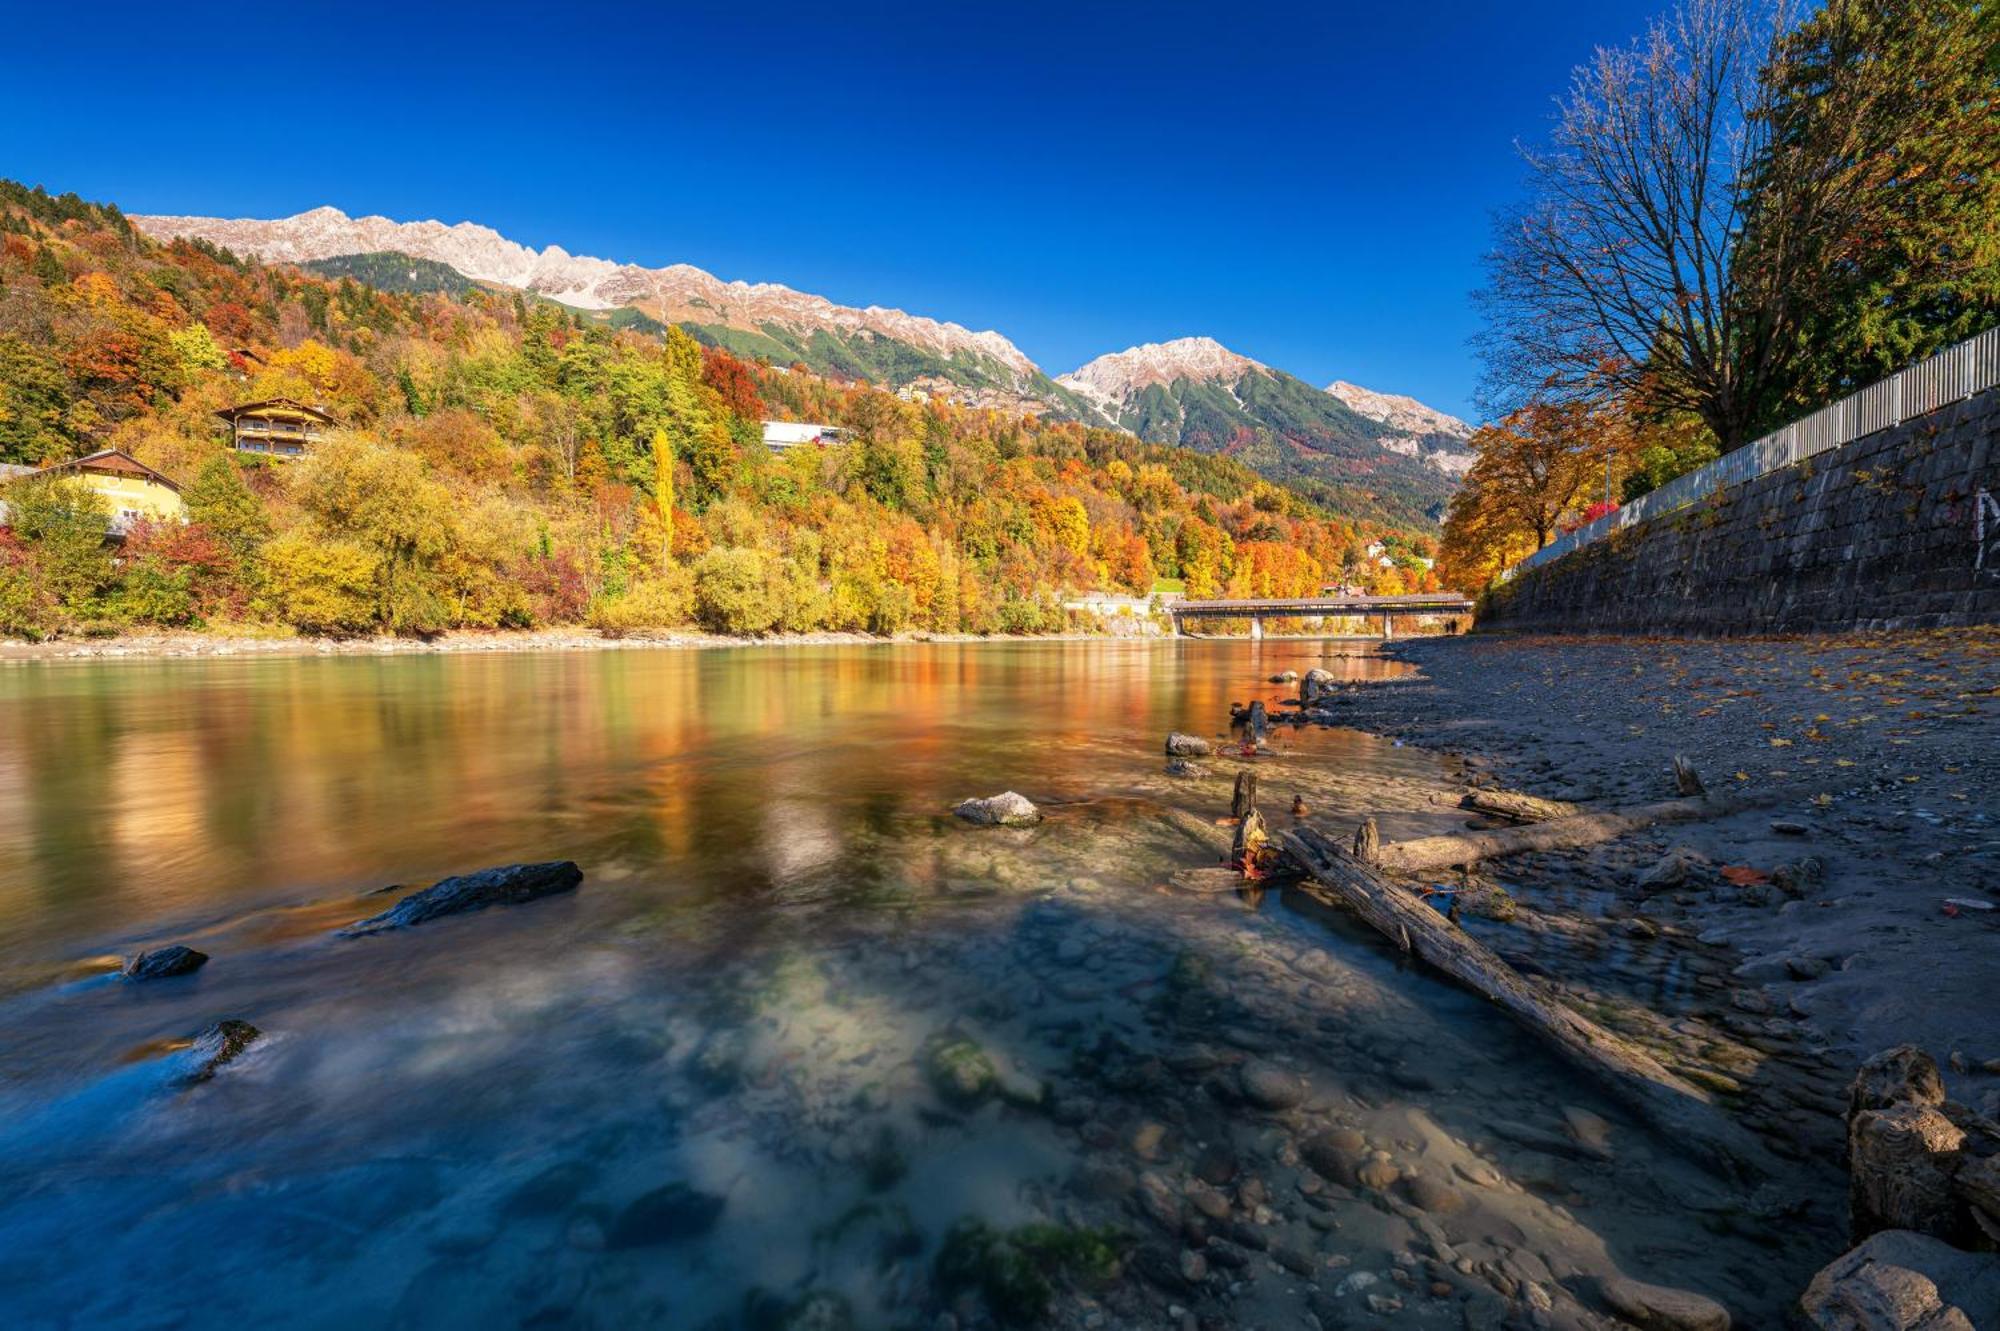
[{"left": 0, "top": 641, "right": 1813, "bottom": 1329}]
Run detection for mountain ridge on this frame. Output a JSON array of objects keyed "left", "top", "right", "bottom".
[{"left": 132, "top": 205, "right": 1473, "bottom": 523}]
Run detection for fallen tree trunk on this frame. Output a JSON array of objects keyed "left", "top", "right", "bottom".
[
  {"left": 1278, "top": 826, "right": 1770, "bottom": 1179},
  {"left": 1373, "top": 794, "right": 1765, "bottom": 874},
  {"left": 1457, "top": 789, "right": 1580, "bottom": 824}
]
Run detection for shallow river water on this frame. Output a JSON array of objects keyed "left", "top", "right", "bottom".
[{"left": 0, "top": 642, "right": 1818, "bottom": 1329}]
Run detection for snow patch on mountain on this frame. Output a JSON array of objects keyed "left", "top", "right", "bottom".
[{"left": 133, "top": 206, "right": 1040, "bottom": 378}]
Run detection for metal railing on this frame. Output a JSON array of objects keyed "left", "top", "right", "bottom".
[{"left": 1502, "top": 325, "right": 2000, "bottom": 579}]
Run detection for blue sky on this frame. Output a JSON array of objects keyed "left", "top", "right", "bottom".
[{"left": 3, "top": 1, "right": 1665, "bottom": 419}]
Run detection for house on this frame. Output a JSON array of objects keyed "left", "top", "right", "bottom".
[
  {"left": 761, "top": 420, "right": 846, "bottom": 453},
  {"left": 0, "top": 449, "right": 185, "bottom": 536},
  {"left": 216, "top": 397, "right": 340, "bottom": 458}
]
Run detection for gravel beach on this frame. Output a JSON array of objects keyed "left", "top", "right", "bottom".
[{"left": 1329, "top": 630, "right": 2000, "bottom": 1111}]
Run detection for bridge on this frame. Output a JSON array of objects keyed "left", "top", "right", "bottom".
[{"left": 1167, "top": 592, "right": 1474, "bottom": 638}]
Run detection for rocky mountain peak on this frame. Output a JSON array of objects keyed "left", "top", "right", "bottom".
[{"left": 1325, "top": 380, "right": 1472, "bottom": 441}]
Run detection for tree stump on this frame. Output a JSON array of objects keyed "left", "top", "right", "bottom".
[{"left": 1232, "top": 770, "right": 1260, "bottom": 820}]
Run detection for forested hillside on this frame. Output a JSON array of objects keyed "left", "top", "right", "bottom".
[{"left": 0, "top": 181, "right": 1437, "bottom": 640}]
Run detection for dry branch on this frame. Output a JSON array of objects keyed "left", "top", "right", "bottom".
[{"left": 1375, "top": 794, "right": 1761, "bottom": 874}]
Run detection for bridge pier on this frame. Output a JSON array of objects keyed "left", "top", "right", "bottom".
[
  {"left": 1381, "top": 613, "right": 1392, "bottom": 640},
  {"left": 1249, "top": 616, "right": 1263, "bottom": 641}
]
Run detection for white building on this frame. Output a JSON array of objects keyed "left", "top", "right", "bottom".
[{"left": 761, "top": 421, "right": 847, "bottom": 452}]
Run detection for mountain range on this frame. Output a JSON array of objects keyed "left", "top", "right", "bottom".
[{"left": 132, "top": 207, "right": 1474, "bottom": 525}]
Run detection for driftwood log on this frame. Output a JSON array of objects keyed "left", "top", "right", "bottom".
[
  {"left": 1370, "top": 794, "right": 1762, "bottom": 875},
  {"left": 1458, "top": 789, "right": 1581, "bottom": 824},
  {"left": 1279, "top": 826, "right": 1769, "bottom": 1178}
]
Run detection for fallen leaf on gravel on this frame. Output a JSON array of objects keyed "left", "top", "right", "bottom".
[
  {"left": 1769, "top": 738, "right": 1793, "bottom": 748},
  {"left": 1721, "top": 866, "right": 1772, "bottom": 886}
]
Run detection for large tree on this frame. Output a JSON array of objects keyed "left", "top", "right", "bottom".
[
  {"left": 1479, "top": 0, "right": 1789, "bottom": 449},
  {"left": 1732, "top": 0, "right": 2000, "bottom": 429}
]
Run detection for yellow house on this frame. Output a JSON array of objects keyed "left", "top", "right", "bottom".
[{"left": 0, "top": 450, "right": 185, "bottom": 536}]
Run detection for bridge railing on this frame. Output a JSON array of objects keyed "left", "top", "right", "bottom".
[{"left": 1500, "top": 325, "right": 2000, "bottom": 581}]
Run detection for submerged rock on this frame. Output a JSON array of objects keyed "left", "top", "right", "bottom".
[
  {"left": 923, "top": 1031, "right": 997, "bottom": 1108},
  {"left": 606, "top": 1182, "right": 725, "bottom": 1248},
  {"left": 1164, "top": 758, "right": 1206, "bottom": 778},
  {"left": 1601, "top": 1275, "right": 1731, "bottom": 1331},
  {"left": 122, "top": 945, "right": 209, "bottom": 981},
  {"left": 1238, "top": 1058, "right": 1305, "bottom": 1111},
  {"left": 340, "top": 861, "right": 583, "bottom": 936},
  {"left": 953, "top": 792, "right": 1041, "bottom": 827},
  {"left": 1165, "top": 732, "right": 1213, "bottom": 757},
  {"left": 177, "top": 1018, "right": 260, "bottom": 1085},
  {"left": 1800, "top": 1229, "right": 2000, "bottom": 1330},
  {"left": 1301, "top": 1128, "right": 1368, "bottom": 1186}
]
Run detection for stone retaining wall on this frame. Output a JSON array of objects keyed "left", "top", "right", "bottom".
[{"left": 1481, "top": 386, "right": 2000, "bottom": 635}]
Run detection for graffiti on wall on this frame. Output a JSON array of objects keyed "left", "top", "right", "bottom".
[{"left": 1980, "top": 489, "right": 2000, "bottom": 577}]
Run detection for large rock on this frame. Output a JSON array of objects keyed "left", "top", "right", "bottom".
[
  {"left": 176, "top": 1018, "right": 260, "bottom": 1086},
  {"left": 1300, "top": 1127, "right": 1368, "bottom": 1186},
  {"left": 1852, "top": 1046, "right": 1948, "bottom": 1118},
  {"left": 339, "top": 861, "right": 583, "bottom": 936},
  {"left": 122, "top": 945, "right": 209, "bottom": 981},
  {"left": 1601, "top": 1275, "right": 1732, "bottom": 1331},
  {"left": 1165, "top": 732, "right": 1213, "bottom": 757},
  {"left": 1300, "top": 668, "right": 1337, "bottom": 704},
  {"left": 1850, "top": 1103, "right": 1966, "bottom": 1242},
  {"left": 1800, "top": 1230, "right": 2000, "bottom": 1330},
  {"left": 953, "top": 792, "right": 1040, "bottom": 827}
]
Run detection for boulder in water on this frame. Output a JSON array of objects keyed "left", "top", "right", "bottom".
[
  {"left": 339, "top": 861, "right": 583, "bottom": 936},
  {"left": 122, "top": 945, "right": 208, "bottom": 981},
  {"left": 1300, "top": 668, "right": 1337, "bottom": 704},
  {"left": 606, "top": 1181, "right": 725, "bottom": 1248},
  {"left": 177, "top": 1018, "right": 260, "bottom": 1086},
  {"left": 953, "top": 792, "right": 1040, "bottom": 827},
  {"left": 1165, "top": 732, "right": 1212, "bottom": 757}
]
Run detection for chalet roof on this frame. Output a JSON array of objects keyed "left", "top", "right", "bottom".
[
  {"left": 13, "top": 449, "right": 184, "bottom": 493},
  {"left": 215, "top": 397, "right": 341, "bottom": 426}
]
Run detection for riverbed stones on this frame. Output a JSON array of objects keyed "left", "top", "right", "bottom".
[
  {"left": 953, "top": 792, "right": 1041, "bottom": 827},
  {"left": 340, "top": 860, "right": 583, "bottom": 935},
  {"left": 1165, "top": 732, "right": 1213, "bottom": 757},
  {"left": 176, "top": 1018, "right": 260, "bottom": 1085},
  {"left": 1402, "top": 1172, "right": 1465, "bottom": 1216},
  {"left": 605, "top": 1182, "right": 724, "bottom": 1248},
  {"left": 1600, "top": 1275, "right": 1731, "bottom": 1330},
  {"left": 121, "top": 945, "right": 208, "bottom": 981}
]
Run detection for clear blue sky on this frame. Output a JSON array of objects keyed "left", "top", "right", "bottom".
[{"left": 2, "top": 0, "right": 1665, "bottom": 419}]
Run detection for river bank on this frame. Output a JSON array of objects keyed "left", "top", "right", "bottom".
[
  {"left": 1328, "top": 629, "right": 2000, "bottom": 1092},
  {"left": 0, "top": 625, "right": 1145, "bottom": 663}
]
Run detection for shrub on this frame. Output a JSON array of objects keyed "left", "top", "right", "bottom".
[
  {"left": 258, "top": 530, "right": 379, "bottom": 636},
  {"left": 110, "top": 563, "right": 197, "bottom": 627},
  {"left": 588, "top": 565, "right": 693, "bottom": 636},
  {"left": 692, "top": 547, "right": 779, "bottom": 635}
]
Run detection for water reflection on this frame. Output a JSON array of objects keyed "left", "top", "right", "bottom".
[{"left": 0, "top": 642, "right": 1831, "bottom": 1329}]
